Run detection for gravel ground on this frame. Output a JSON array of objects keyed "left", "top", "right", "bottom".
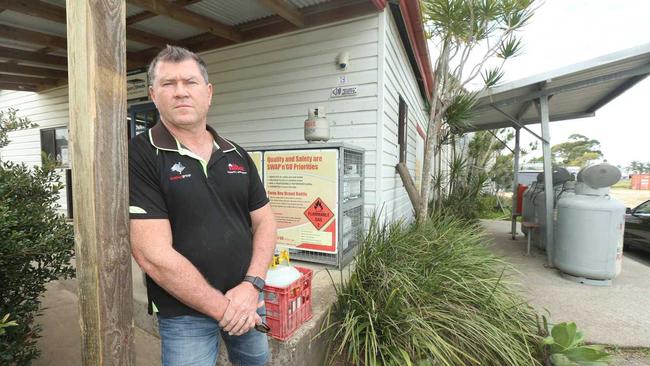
[
  {"left": 609, "top": 348, "right": 650, "bottom": 366},
  {"left": 609, "top": 188, "right": 648, "bottom": 208}
]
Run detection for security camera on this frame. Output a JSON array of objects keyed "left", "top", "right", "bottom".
[{"left": 337, "top": 52, "right": 350, "bottom": 70}]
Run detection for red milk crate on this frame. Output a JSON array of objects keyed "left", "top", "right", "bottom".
[{"left": 263, "top": 266, "right": 313, "bottom": 341}]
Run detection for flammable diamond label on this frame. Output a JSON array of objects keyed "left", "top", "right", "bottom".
[{"left": 304, "top": 197, "right": 334, "bottom": 230}]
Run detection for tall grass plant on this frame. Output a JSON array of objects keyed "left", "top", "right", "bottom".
[{"left": 324, "top": 214, "right": 542, "bottom": 365}]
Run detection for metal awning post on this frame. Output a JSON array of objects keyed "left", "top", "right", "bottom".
[
  {"left": 511, "top": 127, "right": 521, "bottom": 240},
  {"left": 539, "top": 95, "right": 554, "bottom": 265}
]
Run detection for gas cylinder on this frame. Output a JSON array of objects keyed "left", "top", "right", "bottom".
[
  {"left": 304, "top": 106, "right": 330, "bottom": 143},
  {"left": 266, "top": 249, "right": 301, "bottom": 288}
]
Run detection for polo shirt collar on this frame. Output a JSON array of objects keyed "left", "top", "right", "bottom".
[{"left": 149, "top": 121, "right": 237, "bottom": 154}]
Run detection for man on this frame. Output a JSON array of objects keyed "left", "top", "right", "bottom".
[{"left": 129, "top": 45, "right": 277, "bottom": 366}]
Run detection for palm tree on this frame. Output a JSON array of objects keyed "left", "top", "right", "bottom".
[{"left": 398, "top": 0, "right": 538, "bottom": 220}]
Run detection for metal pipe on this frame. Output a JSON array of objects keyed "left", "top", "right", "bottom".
[
  {"left": 488, "top": 129, "right": 515, "bottom": 154},
  {"left": 491, "top": 105, "right": 549, "bottom": 144},
  {"left": 511, "top": 127, "right": 520, "bottom": 240},
  {"left": 540, "top": 96, "right": 555, "bottom": 265}
]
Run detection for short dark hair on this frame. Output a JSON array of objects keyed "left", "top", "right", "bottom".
[{"left": 148, "top": 45, "right": 209, "bottom": 84}]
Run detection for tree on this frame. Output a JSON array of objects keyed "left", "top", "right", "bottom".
[
  {"left": 467, "top": 129, "right": 531, "bottom": 193},
  {"left": 1, "top": 160, "right": 75, "bottom": 364},
  {"left": 493, "top": 153, "right": 514, "bottom": 191},
  {"left": 551, "top": 133, "right": 603, "bottom": 167},
  {"left": 627, "top": 160, "right": 650, "bottom": 174},
  {"left": 525, "top": 134, "right": 604, "bottom": 168},
  {"left": 0, "top": 108, "right": 36, "bottom": 150},
  {"left": 397, "top": 0, "right": 537, "bottom": 221},
  {"left": 0, "top": 110, "right": 73, "bottom": 364}
]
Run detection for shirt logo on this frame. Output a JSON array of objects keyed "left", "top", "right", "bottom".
[
  {"left": 227, "top": 163, "right": 247, "bottom": 175},
  {"left": 169, "top": 162, "right": 191, "bottom": 181},
  {"left": 171, "top": 162, "right": 186, "bottom": 174}
]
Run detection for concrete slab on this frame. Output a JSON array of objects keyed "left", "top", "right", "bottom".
[
  {"left": 482, "top": 219, "right": 650, "bottom": 348},
  {"left": 28, "top": 222, "right": 650, "bottom": 364},
  {"left": 33, "top": 281, "right": 161, "bottom": 366},
  {"left": 34, "top": 259, "right": 345, "bottom": 365}
]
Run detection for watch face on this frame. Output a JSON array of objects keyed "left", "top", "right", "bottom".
[
  {"left": 254, "top": 277, "right": 265, "bottom": 291},
  {"left": 245, "top": 276, "right": 264, "bottom": 291}
]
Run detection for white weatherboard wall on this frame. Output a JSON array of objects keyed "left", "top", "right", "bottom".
[
  {"left": 201, "top": 14, "right": 381, "bottom": 216},
  {"left": 380, "top": 9, "right": 429, "bottom": 222},
  {"left": 0, "top": 87, "right": 71, "bottom": 214},
  {"left": 0, "top": 12, "right": 431, "bottom": 224}
]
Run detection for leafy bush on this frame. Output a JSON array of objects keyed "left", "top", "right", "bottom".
[
  {"left": 0, "top": 314, "right": 18, "bottom": 336},
  {"left": 476, "top": 194, "right": 511, "bottom": 220},
  {"left": 431, "top": 154, "right": 491, "bottom": 221},
  {"left": 0, "top": 160, "right": 75, "bottom": 365},
  {"left": 542, "top": 321, "right": 610, "bottom": 366},
  {"left": 324, "top": 214, "right": 542, "bottom": 365},
  {"left": 0, "top": 108, "right": 37, "bottom": 149}
]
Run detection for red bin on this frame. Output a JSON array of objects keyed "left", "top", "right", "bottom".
[{"left": 516, "top": 184, "right": 527, "bottom": 215}]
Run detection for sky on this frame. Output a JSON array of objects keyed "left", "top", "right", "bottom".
[{"left": 439, "top": 0, "right": 650, "bottom": 168}]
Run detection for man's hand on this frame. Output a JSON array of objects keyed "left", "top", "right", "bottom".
[{"left": 220, "top": 283, "right": 264, "bottom": 336}]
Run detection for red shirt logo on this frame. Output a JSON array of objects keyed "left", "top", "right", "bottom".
[{"left": 227, "top": 163, "right": 247, "bottom": 174}]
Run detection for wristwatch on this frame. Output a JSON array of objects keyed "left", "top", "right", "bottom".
[{"left": 243, "top": 276, "right": 265, "bottom": 292}]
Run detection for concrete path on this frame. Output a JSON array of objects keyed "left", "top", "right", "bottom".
[
  {"left": 25, "top": 220, "right": 650, "bottom": 364},
  {"left": 30, "top": 260, "right": 341, "bottom": 366},
  {"left": 482, "top": 219, "right": 650, "bottom": 348},
  {"left": 33, "top": 280, "right": 161, "bottom": 366}
]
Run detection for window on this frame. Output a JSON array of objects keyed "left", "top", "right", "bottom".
[
  {"left": 40, "top": 127, "right": 69, "bottom": 167},
  {"left": 397, "top": 96, "right": 408, "bottom": 163},
  {"left": 128, "top": 102, "right": 159, "bottom": 139},
  {"left": 635, "top": 201, "right": 650, "bottom": 215}
]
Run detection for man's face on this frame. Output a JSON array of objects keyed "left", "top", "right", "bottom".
[{"left": 149, "top": 59, "right": 213, "bottom": 129}]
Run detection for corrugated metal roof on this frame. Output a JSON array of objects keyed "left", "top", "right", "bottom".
[
  {"left": 186, "top": 0, "right": 334, "bottom": 26},
  {"left": 0, "top": 0, "right": 394, "bottom": 92},
  {"left": 0, "top": 11, "right": 67, "bottom": 37},
  {"left": 126, "top": 3, "right": 147, "bottom": 17},
  {"left": 131, "top": 16, "right": 203, "bottom": 41},
  {"left": 41, "top": 0, "right": 142, "bottom": 17},
  {"left": 289, "top": 0, "right": 332, "bottom": 9},
  {"left": 41, "top": 0, "right": 65, "bottom": 8},
  {"left": 0, "top": 0, "right": 339, "bottom": 48},
  {"left": 187, "top": 0, "right": 275, "bottom": 26},
  {"left": 0, "top": 40, "right": 43, "bottom": 53},
  {"left": 126, "top": 40, "right": 151, "bottom": 52},
  {"left": 464, "top": 43, "right": 650, "bottom": 131}
]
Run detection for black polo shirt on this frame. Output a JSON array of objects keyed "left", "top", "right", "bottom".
[{"left": 128, "top": 122, "right": 268, "bottom": 317}]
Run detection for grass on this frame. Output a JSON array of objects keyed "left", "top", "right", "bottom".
[
  {"left": 612, "top": 180, "right": 631, "bottom": 189},
  {"left": 479, "top": 209, "right": 511, "bottom": 221},
  {"left": 477, "top": 193, "right": 511, "bottom": 221},
  {"left": 323, "top": 213, "right": 543, "bottom": 365}
]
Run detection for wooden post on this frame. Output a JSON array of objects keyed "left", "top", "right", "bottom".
[{"left": 66, "top": 1, "right": 134, "bottom": 365}]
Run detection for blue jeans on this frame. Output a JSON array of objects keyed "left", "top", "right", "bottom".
[{"left": 157, "top": 306, "right": 269, "bottom": 366}]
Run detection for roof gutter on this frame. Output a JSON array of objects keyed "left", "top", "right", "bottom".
[
  {"left": 395, "top": 0, "right": 433, "bottom": 101},
  {"left": 370, "top": 0, "right": 387, "bottom": 10}
]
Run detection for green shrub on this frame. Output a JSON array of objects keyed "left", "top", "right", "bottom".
[
  {"left": 542, "top": 321, "right": 610, "bottom": 366},
  {"left": 0, "top": 160, "right": 75, "bottom": 365},
  {"left": 434, "top": 170, "right": 490, "bottom": 221},
  {"left": 0, "top": 314, "right": 18, "bottom": 336},
  {"left": 324, "top": 214, "right": 542, "bottom": 365},
  {"left": 477, "top": 194, "right": 511, "bottom": 220},
  {"left": 0, "top": 108, "right": 37, "bottom": 149}
]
